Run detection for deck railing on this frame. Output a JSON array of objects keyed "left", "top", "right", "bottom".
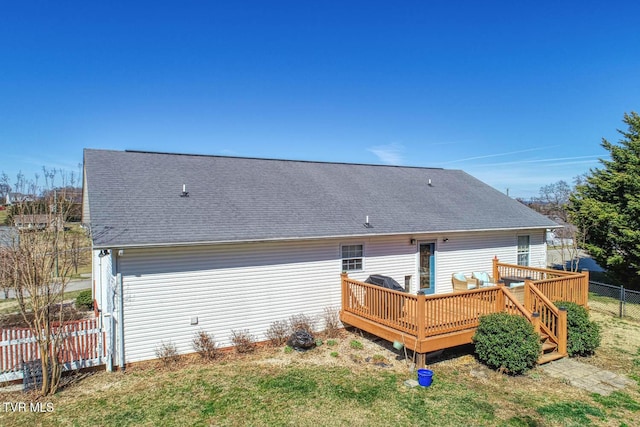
[
  {"left": 341, "top": 275, "right": 419, "bottom": 335},
  {"left": 494, "top": 258, "right": 588, "bottom": 307},
  {"left": 524, "top": 282, "right": 568, "bottom": 355},
  {"left": 533, "top": 276, "right": 589, "bottom": 306},
  {"left": 341, "top": 274, "right": 531, "bottom": 342},
  {"left": 422, "top": 287, "right": 502, "bottom": 336},
  {"left": 341, "top": 265, "right": 570, "bottom": 358},
  {"left": 502, "top": 287, "right": 532, "bottom": 319}
]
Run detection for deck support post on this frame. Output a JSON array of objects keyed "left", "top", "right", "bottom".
[
  {"left": 416, "top": 291, "right": 426, "bottom": 367},
  {"left": 557, "top": 307, "right": 568, "bottom": 356},
  {"left": 496, "top": 285, "right": 505, "bottom": 312},
  {"left": 341, "top": 272, "right": 348, "bottom": 312},
  {"left": 493, "top": 256, "right": 500, "bottom": 283},
  {"left": 531, "top": 312, "right": 540, "bottom": 335},
  {"left": 523, "top": 280, "right": 532, "bottom": 312},
  {"left": 416, "top": 352, "right": 426, "bottom": 368}
]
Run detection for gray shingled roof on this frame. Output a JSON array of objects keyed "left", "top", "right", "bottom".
[{"left": 83, "top": 149, "right": 557, "bottom": 248}]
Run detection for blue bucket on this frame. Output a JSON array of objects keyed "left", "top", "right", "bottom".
[{"left": 417, "top": 368, "right": 433, "bottom": 387}]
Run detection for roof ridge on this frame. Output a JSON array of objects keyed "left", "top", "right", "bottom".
[{"left": 120, "top": 149, "right": 445, "bottom": 170}]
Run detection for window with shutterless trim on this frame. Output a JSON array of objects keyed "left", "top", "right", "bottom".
[
  {"left": 517, "top": 235, "right": 530, "bottom": 266},
  {"left": 341, "top": 244, "right": 363, "bottom": 271}
]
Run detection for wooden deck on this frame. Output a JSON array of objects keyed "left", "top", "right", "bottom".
[{"left": 340, "top": 259, "right": 588, "bottom": 367}]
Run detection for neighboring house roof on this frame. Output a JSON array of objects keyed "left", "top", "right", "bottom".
[
  {"left": 13, "top": 214, "right": 61, "bottom": 230},
  {"left": 83, "top": 149, "right": 558, "bottom": 248},
  {"left": 5, "top": 192, "right": 35, "bottom": 205}
]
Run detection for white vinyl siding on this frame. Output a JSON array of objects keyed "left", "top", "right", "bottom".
[
  {"left": 95, "top": 229, "right": 548, "bottom": 365},
  {"left": 110, "top": 236, "right": 420, "bottom": 363},
  {"left": 116, "top": 240, "right": 340, "bottom": 362},
  {"left": 434, "top": 229, "right": 547, "bottom": 293}
]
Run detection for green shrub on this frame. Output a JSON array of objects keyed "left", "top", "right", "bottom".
[
  {"left": 555, "top": 301, "right": 601, "bottom": 356},
  {"left": 75, "top": 290, "right": 93, "bottom": 311},
  {"left": 473, "top": 312, "right": 541, "bottom": 375}
]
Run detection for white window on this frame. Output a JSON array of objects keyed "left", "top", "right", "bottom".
[
  {"left": 341, "top": 244, "right": 363, "bottom": 271},
  {"left": 517, "top": 235, "right": 530, "bottom": 266}
]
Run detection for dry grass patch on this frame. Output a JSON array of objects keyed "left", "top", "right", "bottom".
[
  {"left": 1, "top": 316, "right": 639, "bottom": 426},
  {"left": 575, "top": 311, "right": 640, "bottom": 373}
]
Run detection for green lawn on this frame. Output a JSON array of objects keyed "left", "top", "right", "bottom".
[{"left": 1, "top": 311, "right": 639, "bottom": 427}]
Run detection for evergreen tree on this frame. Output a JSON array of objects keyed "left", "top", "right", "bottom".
[{"left": 570, "top": 112, "right": 640, "bottom": 287}]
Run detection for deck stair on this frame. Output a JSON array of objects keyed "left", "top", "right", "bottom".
[{"left": 538, "top": 333, "right": 564, "bottom": 364}]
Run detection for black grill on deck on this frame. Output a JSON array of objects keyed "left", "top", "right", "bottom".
[{"left": 364, "top": 274, "right": 405, "bottom": 292}]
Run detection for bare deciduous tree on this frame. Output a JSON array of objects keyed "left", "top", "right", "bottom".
[
  {"left": 0, "top": 172, "right": 10, "bottom": 205},
  {"left": 3, "top": 169, "right": 80, "bottom": 395},
  {"left": 532, "top": 179, "right": 586, "bottom": 272},
  {"left": 0, "top": 250, "right": 15, "bottom": 299}
]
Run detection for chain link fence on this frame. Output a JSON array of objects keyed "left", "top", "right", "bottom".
[{"left": 589, "top": 281, "right": 640, "bottom": 321}]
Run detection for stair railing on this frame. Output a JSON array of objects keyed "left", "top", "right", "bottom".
[{"left": 523, "top": 281, "right": 568, "bottom": 356}]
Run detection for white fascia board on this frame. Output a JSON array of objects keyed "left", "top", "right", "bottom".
[{"left": 91, "top": 225, "right": 557, "bottom": 250}]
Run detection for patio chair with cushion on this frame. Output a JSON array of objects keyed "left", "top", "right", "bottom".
[
  {"left": 471, "top": 271, "right": 497, "bottom": 287},
  {"left": 452, "top": 273, "right": 478, "bottom": 291}
]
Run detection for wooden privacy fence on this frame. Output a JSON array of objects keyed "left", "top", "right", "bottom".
[{"left": 0, "top": 318, "right": 104, "bottom": 382}]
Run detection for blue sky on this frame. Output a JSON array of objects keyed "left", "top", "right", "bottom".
[{"left": 1, "top": 1, "right": 638, "bottom": 198}]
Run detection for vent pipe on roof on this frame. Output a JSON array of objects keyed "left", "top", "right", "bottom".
[
  {"left": 364, "top": 215, "right": 372, "bottom": 228},
  {"left": 428, "top": 179, "right": 432, "bottom": 186},
  {"left": 181, "top": 183, "right": 189, "bottom": 197}
]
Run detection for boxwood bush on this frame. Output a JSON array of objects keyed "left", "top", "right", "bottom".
[
  {"left": 75, "top": 289, "right": 94, "bottom": 311},
  {"left": 555, "top": 301, "right": 601, "bottom": 356},
  {"left": 473, "top": 312, "right": 541, "bottom": 375}
]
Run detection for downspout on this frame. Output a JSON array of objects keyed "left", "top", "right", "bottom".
[
  {"left": 116, "top": 252, "right": 126, "bottom": 371},
  {"left": 98, "top": 252, "right": 113, "bottom": 372}
]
